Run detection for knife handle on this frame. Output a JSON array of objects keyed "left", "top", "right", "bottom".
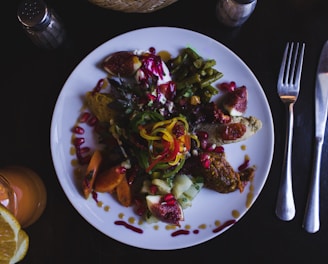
[{"left": 302, "top": 138, "right": 322, "bottom": 233}]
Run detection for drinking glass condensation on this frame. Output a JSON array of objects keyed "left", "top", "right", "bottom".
[{"left": 0, "top": 166, "right": 47, "bottom": 228}]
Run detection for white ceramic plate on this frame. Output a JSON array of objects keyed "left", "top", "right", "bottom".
[{"left": 51, "top": 27, "right": 274, "bottom": 250}]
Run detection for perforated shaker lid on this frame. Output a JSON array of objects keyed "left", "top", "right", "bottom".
[{"left": 17, "top": 0, "right": 50, "bottom": 29}]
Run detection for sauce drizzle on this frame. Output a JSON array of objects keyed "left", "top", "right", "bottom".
[
  {"left": 212, "top": 219, "right": 236, "bottom": 233},
  {"left": 114, "top": 220, "right": 143, "bottom": 234},
  {"left": 171, "top": 229, "right": 190, "bottom": 237}
]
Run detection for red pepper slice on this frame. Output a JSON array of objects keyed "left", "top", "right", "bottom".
[{"left": 146, "top": 138, "right": 181, "bottom": 173}]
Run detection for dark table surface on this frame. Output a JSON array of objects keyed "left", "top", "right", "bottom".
[{"left": 3, "top": 0, "right": 328, "bottom": 263}]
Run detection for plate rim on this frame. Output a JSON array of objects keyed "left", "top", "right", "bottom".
[{"left": 50, "top": 26, "right": 275, "bottom": 250}]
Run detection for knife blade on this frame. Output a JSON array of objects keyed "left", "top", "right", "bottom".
[{"left": 303, "top": 40, "right": 328, "bottom": 233}]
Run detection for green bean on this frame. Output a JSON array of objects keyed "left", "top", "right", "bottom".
[
  {"left": 204, "top": 68, "right": 214, "bottom": 76},
  {"left": 169, "top": 47, "right": 223, "bottom": 102},
  {"left": 170, "top": 54, "right": 183, "bottom": 68},
  {"left": 193, "top": 58, "right": 203, "bottom": 69},
  {"left": 170, "top": 53, "right": 188, "bottom": 74},
  {"left": 200, "top": 70, "right": 207, "bottom": 76},
  {"left": 174, "top": 66, "right": 189, "bottom": 81},
  {"left": 184, "top": 73, "right": 202, "bottom": 85},
  {"left": 200, "top": 72, "right": 223, "bottom": 88},
  {"left": 202, "top": 59, "right": 216, "bottom": 70},
  {"left": 202, "top": 85, "right": 219, "bottom": 95},
  {"left": 184, "top": 47, "right": 200, "bottom": 60}
]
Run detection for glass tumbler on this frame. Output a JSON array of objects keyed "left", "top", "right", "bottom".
[{"left": 0, "top": 166, "right": 47, "bottom": 228}]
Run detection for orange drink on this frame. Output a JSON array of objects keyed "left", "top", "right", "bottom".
[{"left": 0, "top": 166, "right": 47, "bottom": 228}]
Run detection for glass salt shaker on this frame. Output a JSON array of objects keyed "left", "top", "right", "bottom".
[
  {"left": 216, "top": 0, "right": 257, "bottom": 27},
  {"left": 17, "top": 0, "right": 66, "bottom": 49}
]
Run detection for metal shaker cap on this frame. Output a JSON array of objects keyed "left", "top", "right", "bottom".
[{"left": 17, "top": 0, "right": 50, "bottom": 30}]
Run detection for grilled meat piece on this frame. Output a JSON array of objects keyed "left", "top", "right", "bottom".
[
  {"left": 194, "top": 115, "right": 262, "bottom": 146},
  {"left": 188, "top": 152, "right": 255, "bottom": 193}
]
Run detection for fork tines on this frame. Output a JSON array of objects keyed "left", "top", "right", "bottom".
[{"left": 279, "top": 42, "right": 305, "bottom": 88}]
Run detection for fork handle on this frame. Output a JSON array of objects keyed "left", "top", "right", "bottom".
[
  {"left": 275, "top": 103, "right": 296, "bottom": 221},
  {"left": 302, "top": 138, "right": 322, "bottom": 233}
]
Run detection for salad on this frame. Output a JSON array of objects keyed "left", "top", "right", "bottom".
[{"left": 72, "top": 47, "right": 262, "bottom": 226}]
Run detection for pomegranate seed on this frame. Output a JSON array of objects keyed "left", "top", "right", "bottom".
[
  {"left": 74, "top": 137, "right": 85, "bottom": 146},
  {"left": 228, "top": 81, "right": 236, "bottom": 91},
  {"left": 165, "top": 198, "right": 176, "bottom": 206},
  {"left": 147, "top": 93, "right": 156, "bottom": 101},
  {"left": 206, "top": 144, "right": 216, "bottom": 152},
  {"left": 163, "top": 193, "right": 174, "bottom": 201},
  {"left": 238, "top": 159, "right": 250, "bottom": 171},
  {"left": 92, "top": 79, "right": 105, "bottom": 94},
  {"left": 87, "top": 116, "right": 98, "bottom": 126},
  {"left": 214, "top": 146, "right": 224, "bottom": 153},
  {"left": 200, "top": 139, "right": 208, "bottom": 150},
  {"left": 220, "top": 81, "right": 236, "bottom": 92},
  {"left": 202, "top": 159, "right": 211, "bottom": 169},
  {"left": 79, "top": 112, "right": 91, "bottom": 123},
  {"left": 72, "top": 126, "right": 85, "bottom": 134},
  {"left": 149, "top": 47, "right": 156, "bottom": 54},
  {"left": 149, "top": 185, "right": 158, "bottom": 195},
  {"left": 197, "top": 131, "right": 208, "bottom": 140},
  {"left": 172, "top": 123, "right": 185, "bottom": 138},
  {"left": 162, "top": 193, "right": 176, "bottom": 206},
  {"left": 199, "top": 153, "right": 210, "bottom": 162},
  {"left": 92, "top": 191, "right": 99, "bottom": 203},
  {"left": 79, "top": 147, "right": 90, "bottom": 154}
]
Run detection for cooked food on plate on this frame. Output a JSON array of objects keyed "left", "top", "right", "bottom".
[{"left": 72, "top": 47, "right": 262, "bottom": 226}]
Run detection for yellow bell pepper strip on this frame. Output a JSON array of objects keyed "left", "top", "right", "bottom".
[
  {"left": 139, "top": 127, "right": 161, "bottom": 141},
  {"left": 139, "top": 115, "right": 193, "bottom": 175}
]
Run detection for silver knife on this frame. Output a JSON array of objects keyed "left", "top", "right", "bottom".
[{"left": 303, "top": 40, "right": 328, "bottom": 233}]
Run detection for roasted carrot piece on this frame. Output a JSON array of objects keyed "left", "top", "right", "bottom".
[
  {"left": 82, "top": 150, "right": 102, "bottom": 199},
  {"left": 94, "top": 165, "right": 125, "bottom": 193},
  {"left": 116, "top": 175, "right": 132, "bottom": 207}
]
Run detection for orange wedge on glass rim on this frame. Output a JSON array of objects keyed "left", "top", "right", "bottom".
[{"left": 0, "top": 204, "right": 29, "bottom": 263}]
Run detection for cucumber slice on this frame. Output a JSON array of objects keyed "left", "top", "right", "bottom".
[
  {"left": 172, "top": 174, "right": 193, "bottom": 198},
  {"left": 184, "top": 182, "right": 204, "bottom": 200},
  {"left": 152, "top": 178, "right": 172, "bottom": 194},
  {"left": 177, "top": 193, "right": 192, "bottom": 209}
]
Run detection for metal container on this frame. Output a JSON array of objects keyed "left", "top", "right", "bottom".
[
  {"left": 17, "top": 0, "right": 66, "bottom": 49},
  {"left": 216, "top": 0, "right": 257, "bottom": 27}
]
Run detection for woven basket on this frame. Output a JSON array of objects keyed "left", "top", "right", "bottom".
[{"left": 89, "top": 0, "right": 178, "bottom": 13}]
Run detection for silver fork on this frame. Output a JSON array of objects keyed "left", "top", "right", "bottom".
[{"left": 275, "top": 42, "right": 305, "bottom": 221}]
